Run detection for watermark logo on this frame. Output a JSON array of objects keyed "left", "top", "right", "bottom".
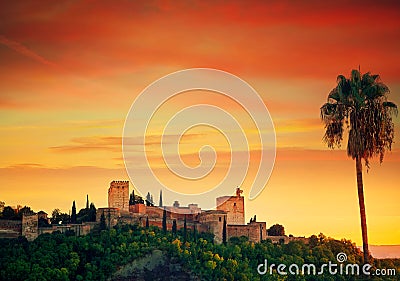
[
  {"left": 257, "top": 252, "right": 396, "bottom": 276},
  {"left": 336, "top": 252, "right": 347, "bottom": 263},
  {"left": 122, "top": 69, "right": 276, "bottom": 211}
]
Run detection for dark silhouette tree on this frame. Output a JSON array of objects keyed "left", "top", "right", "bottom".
[
  {"left": 88, "top": 203, "right": 96, "bottom": 221},
  {"left": 2, "top": 206, "right": 15, "bottom": 220},
  {"left": 267, "top": 224, "right": 285, "bottom": 236},
  {"left": 99, "top": 211, "right": 106, "bottom": 230},
  {"left": 146, "top": 216, "right": 149, "bottom": 229},
  {"left": 172, "top": 219, "right": 177, "bottom": 236},
  {"left": 222, "top": 216, "right": 227, "bottom": 245},
  {"left": 183, "top": 215, "right": 187, "bottom": 242},
  {"left": 71, "top": 201, "right": 77, "bottom": 224},
  {"left": 129, "top": 190, "right": 135, "bottom": 205},
  {"left": 146, "top": 192, "right": 152, "bottom": 206},
  {"left": 162, "top": 208, "right": 167, "bottom": 234},
  {"left": 16, "top": 206, "right": 34, "bottom": 219},
  {"left": 86, "top": 194, "right": 89, "bottom": 209},
  {"left": 193, "top": 223, "right": 197, "bottom": 241},
  {"left": 321, "top": 69, "right": 397, "bottom": 263},
  {"left": 159, "top": 190, "right": 163, "bottom": 207}
]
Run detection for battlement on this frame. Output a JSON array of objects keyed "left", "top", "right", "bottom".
[
  {"left": 111, "top": 180, "right": 129, "bottom": 184},
  {"left": 109, "top": 181, "right": 129, "bottom": 189}
]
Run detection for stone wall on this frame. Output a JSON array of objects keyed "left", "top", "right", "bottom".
[
  {"left": 38, "top": 223, "right": 95, "bottom": 236},
  {"left": 266, "top": 235, "right": 310, "bottom": 244},
  {"left": 199, "top": 210, "right": 226, "bottom": 244},
  {"left": 97, "top": 207, "right": 120, "bottom": 228},
  {"left": 227, "top": 221, "right": 267, "bottom": 243},
  {"left": 0, "top": 219, "right": 22, "bottom": 238}
]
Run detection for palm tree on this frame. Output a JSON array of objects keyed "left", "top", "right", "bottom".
[{"left": 320, "top": 69, "right": 397, "bottom": 264}]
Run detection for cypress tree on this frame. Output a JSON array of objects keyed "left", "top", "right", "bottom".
[
  {"left": 222, "top": 216, "right": 227, "bottom": 245},
  {"left": 183, "top": 215, "right": 187, "bottom": 242},
  {"left": 99, "top": 211, "right": 106, "bottom": 230},
  {"left": 162, "top": 208, "right": 167, "bottom": 233},
  {"left": 86, "top": 194, "right": 89, "bottom": 209},
  {"left": 159, "top": 190, "right": 163, "bottom": 207},
  {"left": 146, "top": 216, "right": 149, "bottom": 229},
  {"left": 89, "top": 203, "right": 96, "bottom": 221},
  {"left": 71, "top": 201, "right": 77, "bottom": 224},
  {"left": 172, "top": 219, "right": 177, "bottom": 236}
]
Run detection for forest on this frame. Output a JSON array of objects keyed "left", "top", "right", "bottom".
[{"left": 0, "top": 223, "right": 399, "bottom": 281}]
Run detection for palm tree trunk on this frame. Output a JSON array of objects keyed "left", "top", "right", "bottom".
[{"left": 356, "top": 156, "right": 370, "bottom": 264}]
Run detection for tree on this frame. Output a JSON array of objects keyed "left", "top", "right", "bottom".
[
  {"left": 321, "top": 69, "right": 397, "bottom": 263},
  {"left": 145, "top": 216, "right": 149, "bottom": 229},
  {"left": 86, "top": 194, "right": 89, "bottom": 210},
  {"left": 162, "top": 208, "right": 167, "bottom": 234},
  {"left": 222, "top": 216, "right": 227, "bottom": 245},
  {"left": 71, "top": 201, "right": 77, "bottom": 224},
  {"left": 267, "top": 224, "right": 285, "bottom": 236},
  {"left": 99, "top": 211, "right": 106, "bottom": 230},
  {"left": 193, "top": 223, "right": 197, "bottom": 241},
  {"left": 172, "top": 219, "right": 177, "bottom": 236},
  {"left": 129, "top": 190, "right": 135, "bottom": 205},
  {"left": 146, "top": 192, "right": 151, "bottom": 206},
  {"left": 159, "top": 190, "right": 163, "bottom": 207},
  {"left": 18, "top": 206, "right": 34, "bottom": 218},
  {"left": 51, "top": 208, "right": 61, "bottom": 224},
  {"left": 38, "top": 217, "right": 49, "bottom": 227},
  {"left": 88, "top": 203, "right": 96, "bottom": 222},
  {"left": 2, "top": 206, "right": 15, "bottom": 219},
  {"left": 51, "top": 209, "right": 70, "bottom": 224},
  {"left": 183, "top": 215, "right": 187, "bottom": 242}
]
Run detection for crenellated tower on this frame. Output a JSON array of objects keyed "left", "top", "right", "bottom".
[{"left": 108, "top": 180, "right": 129, "bottom": 212}]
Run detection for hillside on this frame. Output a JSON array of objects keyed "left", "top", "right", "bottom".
[{"left": 0, "top": 224, "right": 399, "bottom": 281}]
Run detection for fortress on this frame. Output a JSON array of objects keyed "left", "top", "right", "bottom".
[
  {"left": 98, "top": 181, "right": 267, "bottom": 243},
  {"left": 0, "top": 180, "right": 308, "bottom": 244}
]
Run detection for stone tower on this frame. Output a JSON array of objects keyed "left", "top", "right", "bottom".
[
  {"left": 216, "top": 187, "right": 245, "bottom": 225},
  {"left": 108, "top": 181, "right": 129, "bottom": 212},
  {"left": 22, "top": 213, "right": 38, "bottom": 241}
]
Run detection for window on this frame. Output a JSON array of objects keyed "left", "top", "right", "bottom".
[
  {"left": 233, "top": 203, "right": 236, "bottom": 207},
  {"left": 219, "top": 217, "right": 221, "bottom": 222}
]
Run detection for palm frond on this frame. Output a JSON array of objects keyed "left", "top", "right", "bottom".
[{"left": 322, "top": 69, "right": 397, "bottom": 166}]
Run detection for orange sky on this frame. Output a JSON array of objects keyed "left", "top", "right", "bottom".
[{"left": 0, "top": 1, "right": 399, "bottom": 246}]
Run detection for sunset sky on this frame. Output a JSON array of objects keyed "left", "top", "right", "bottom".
[{"left": 1, "top": 1, "right": 399, "bottom": 248}]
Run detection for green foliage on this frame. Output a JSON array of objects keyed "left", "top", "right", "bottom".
[
  {"left": 1, "top": 206, "right": 16, "bottom": 220},
  {"left": 321, "top": 69, "right": 397, "bottom": 167},
  {"left": 162, "top": 209, "right": 167, "bottom": 234},
  {"left": 172, "top": 219, "right": 177, "bottom": 236},
  {"left": 222, "top": 216, "right": 227, "bottom": 245},
  {"left": 76, "top": 203, "right": 97, "bottom": 223},
  {"left": 268, "top": 224, "right": 285, "bottom": 236},
  {"left": 51, "top": 209, "right": 70, "bottom": 224},
  {"left": 99, "top": 212, "right": 106, "bottom": 231},
  {"left": 71, "top": 201, "right": 77, "bottom": 224},
  {"left": 0, "top": 225, "right": 398, "bottom": 281}
]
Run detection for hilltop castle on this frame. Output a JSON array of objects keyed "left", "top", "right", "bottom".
[
  {"left": 98, "top": 181, "right": 267, "bottom": 243},
  {"left": 0, "top": 180, "right": 308, "bottom": 244}
]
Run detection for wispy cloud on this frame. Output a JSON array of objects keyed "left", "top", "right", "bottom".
[
  {"left": 0, "top": 35, "right": 57, "bottom": 67},
  {"left": 49, "top": 133, "right": 206, "bottom": 153},
  {"left": 49, "top": 136, "right": 122, "bottom": 153},
  {"left": 7, "top": 163, "right": 44, "bottom": 169}
]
